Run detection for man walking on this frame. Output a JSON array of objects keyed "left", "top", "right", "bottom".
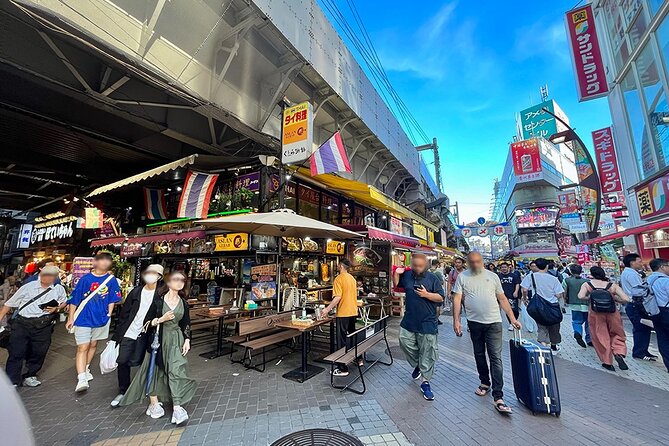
[
  {"left": 110, "top": 264, "right": 163, "bottom": 407},
  {"left": 0, "top": 266, "right": 66, "bottom": 387},
  {"left": 430, "top": 259, "right": 446, "bottom": 325},
  {"left": 521, "top": 258, "right": 564, "bottom": 352},
  {"left": 394, "top": 253, "right": 445, "bottom": 401},
  {"left": 453, "top": 252, "right": 520, "bottom": 414},
  {"left": 646, "top": 259, "right": 669, "bottom": 372},
  {"left": 66, "top": 251, "right": 122, "bottom": 392},
  {"left": 497, "top": 262, "right": 520, "bottom": 331},
  {"left": 563, "top": 264, "right": 590, "bottom": 348},
  {"left": 321, "top": 259, "right": 359, "bottom": 377},
  {"left": 620, "top": 253, "right": 657, "bottom": 362}
]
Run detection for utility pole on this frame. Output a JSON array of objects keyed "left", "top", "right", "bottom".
[{"left": 416, "top": 138, "right": 443, "bottom": 192}]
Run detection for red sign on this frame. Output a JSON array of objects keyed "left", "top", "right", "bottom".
[
  {"left": 557, "top": 192, "right": 579, "bottom": 215},
  {"left": 592, "top": 127, "right": 622, "bottom": 195},
  {"left": 511, "top": 139, "right": 542, "bottom": 183},
  {"left": 577, "top": 252, "right": 590, "bottom": 264},
  {"left": 566, "top": 5, "right": 609, "bottom": 101}
]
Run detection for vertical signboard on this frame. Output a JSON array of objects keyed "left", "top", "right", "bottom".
[
  {"left": 17, "top": 224, "right": 32, "bottom": 249},
  {"left": 557, "top": 192, "right": 579, "bottom": 217},
  {"left": 511, "top": 138, "right": 543, "bottom": 183},
  {"left": 282, "top": 101, "right": 313, "bottom": 164},
  {"left": 592, "top": 127, "right": 623, "bottom": 194},
  {"left": 565, "top": 4, "right": 609, "bottom": 101},
  {"left": 635, "top": 171, "right": 669, "bottom": 219}
]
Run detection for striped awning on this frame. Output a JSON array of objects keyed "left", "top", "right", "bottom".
[
  {"left": 367, "top": 226, "right": 419, "bottom": 248},
  {"left": 90, "top": 236, "right": 125, "bottom": 247}
]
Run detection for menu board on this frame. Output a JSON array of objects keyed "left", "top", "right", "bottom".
[
  {"left": 250, "top": 263, "right": 277, "bottom": 300},
  {"left": 71, "top": 257, "right": 94, "bottom": 289}
]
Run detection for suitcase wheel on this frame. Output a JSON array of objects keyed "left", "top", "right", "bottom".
[
  {"left": 555, "top": 412, "right": 560, "bottom": 418},
  {"left": 531, "top": 411, "right": 536, "bottom": 416}
]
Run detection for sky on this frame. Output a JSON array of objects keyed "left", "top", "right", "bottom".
[{"left": 322, "top": 0, "right": 612, "bottom": 224}]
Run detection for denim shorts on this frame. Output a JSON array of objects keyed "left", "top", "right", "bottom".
[{"left": 73, "top": 321, "right": 110, "bottom": 345}]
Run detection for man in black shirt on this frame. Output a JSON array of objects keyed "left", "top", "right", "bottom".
[{"left": 497, "top": 263, "right": 520, "bottom": 331}]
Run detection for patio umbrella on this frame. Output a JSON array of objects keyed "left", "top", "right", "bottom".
[{"left": 144, "top": 331, "right": 161, "bottom": 396}]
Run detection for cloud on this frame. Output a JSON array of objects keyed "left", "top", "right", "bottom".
[{"left": 512, "top": 21, "right": 570, "bottom": 65}]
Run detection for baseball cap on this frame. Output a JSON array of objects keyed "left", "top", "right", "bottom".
[
  {"left": 144, "top": 264, "right": 164, "bottom": 276},
  {"left": 40, "top": 265, "right": 60, "bottom": 276}
]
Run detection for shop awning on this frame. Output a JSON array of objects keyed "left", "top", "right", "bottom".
[
  {"left": 583, "top": 220, "right": 669, "bottom": 245},
  {"left": 367, "top": 226, "right": 419, "bottom": 247},
  {"left": 90, "top": 236, "right": 125, "bottom": 247},
  {"left": 295, "top": 168, "right": 439, "bottom": 232},
  {"left": 129, "top": 229, "right": 207, "bottom": 245}
]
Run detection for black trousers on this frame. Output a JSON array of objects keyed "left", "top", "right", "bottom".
[
  {"left": 6, "top": 318, "right": 54, "bottom": 385},
  {"left": 468, "top": 320, "right": 504, "bottom": 400},
  {"left": 117, "top": 336, "right": 147, "bottom": 394},
  {"left": 336, "top": 316, "right": 357, "bottom": 372},
  {"left": 505, "top": 298, "right": 520, "bottom": 324}
]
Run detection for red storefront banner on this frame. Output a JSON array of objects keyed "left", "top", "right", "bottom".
[
  {"left": 565, "top": 5, "right": 609, "bottom": 101},
  {"left": 592, "top": 127, "right": 623, "bottom": 195},
  {"left": 557, "top": 191, "right": 579, "bottom": 215},
  {"left": 511, "top": 138, "right": 542, "bottom": 183}
]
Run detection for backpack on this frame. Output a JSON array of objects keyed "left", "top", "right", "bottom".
[
  {"left": 588, "top": 282, "right": 616, "bottom": 313},
  {"left": 636, "top": 277, "right": 666, "bottom": 318}
]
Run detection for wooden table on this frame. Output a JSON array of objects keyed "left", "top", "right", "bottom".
[
  {"left": 275, "top": 317, "right": 335, "bottom": 383},
  {"left": 194, "top": 307, "right": 255, "bottom": 359}
]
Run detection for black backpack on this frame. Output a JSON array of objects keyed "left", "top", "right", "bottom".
[{"left": 588, "top": 282, "right": 616, "bottom": 313}]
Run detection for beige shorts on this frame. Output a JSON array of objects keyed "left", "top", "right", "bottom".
[{"left": 73, "top": 322, "right": 110, "bottom": 345}]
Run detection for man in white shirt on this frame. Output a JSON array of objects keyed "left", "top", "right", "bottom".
[
  {"left": 453, "top": 252, "right": 520, "bottom": 415},
  {"left": 109, "top": 264, "right": 163, "bottom": 407},
  {"left": 620, "top": 253, "right": 657, "bottom": 361},
  {"left": 521, "top": 258, "right": 564, "bottom": 352},
  {"left": 0, "top": 266, "right": 66, "bottom": 387}
]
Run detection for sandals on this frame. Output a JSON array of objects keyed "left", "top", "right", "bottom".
[
  {"left": 494, "top": 400, "right": 513, "bottom": 414},
  {"left": 475, "top": 385, "right": 490, "bottom": 396}
]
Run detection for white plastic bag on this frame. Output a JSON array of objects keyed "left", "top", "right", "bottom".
[
  {"left": 519, "top": 302, "right": 538, "bottom": 334},
  {"left": 99, "top": 340, "right": 119, "bottom": 375}
]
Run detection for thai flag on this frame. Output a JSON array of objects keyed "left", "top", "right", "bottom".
[
  {"left": 310, "top": 131, "right": 351, "bottom": 176},
  {"left": 177, "top": 171, "right": 219, "bottom": 218},
  {"left": 143, "top": 188, "right": 168, "bottom": 220}
]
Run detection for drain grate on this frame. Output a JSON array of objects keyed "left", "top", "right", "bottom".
[{"left": 271, "top": 429, "right": 364, "bottom": 446}]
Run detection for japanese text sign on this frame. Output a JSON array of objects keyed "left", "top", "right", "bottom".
[
  {"left": 235, "top": 172, "right": 260, "bottom": 192},
  {"left": 566, "top": 5, "right": 609, "bottom": 101},
  {"left": 519, "top": 100, "right": 557, "bottom": 140},
  {"left": 592, "top": 127, "right": 622, "bottom": 194},
  {"left": 511, "top": 138, "right": 543, "bottom": 183},
  {"left": 282, "top": 101, "right": 313, "bottom": 164},
  {"left": 635, "top": 173, "right": 669, "bottom": 219}
]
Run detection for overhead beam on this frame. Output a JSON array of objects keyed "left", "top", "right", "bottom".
[
  {"left": 38, "top": 31, "right": 92, "bottom": 92},
  {"left": 101, "top": 76, "right": 130, "bottom": 96}
]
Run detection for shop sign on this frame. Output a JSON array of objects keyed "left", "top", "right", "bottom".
[
  {"left": 120, "top": 243, "right": 142, "bottom": 258},
  {"left": 326, "top": 240, "right": 345, "bottom": 255},
  {"left": 511, "top": 139, "right": 542, "bottom": 183},
  {"left": 30, "top": 220, "right": 75, "bottom": 245},
  {"left": 298, "top": 186, "right": 320, "bottom": 204},
  {"left": 592, "top": 127, "right": 622, "bottom": 194},
  {"left": 557, "top": 191, "right": 579, "bottom": 216},
  {"left": 635, "top": 173, "right": 669, "bottom": 219},
  {"left": 642, "top": 231, "right": 669, "bottom": 249},
  {"left": 565, "top": 4, "right": 609, "bottom": 101},
  {"left": 577, "top": 251, "right": 590, "bottom": 264},
  {"left": 518, "top": 100, "right": 567, "bottom": 140},
  {"left": 214, "top": 233, "right": 249, "bottom": 251},
  {"left": 461, "top": 227, "right": 473, "bottom": 238},
  {"left": 282, "top": 101, "right": 313, "bottom": 164},
  {"left": 476, "top": 227, "right": 490, "bottom": 237},
  {"left": 235, "top": 172, "right": 260, "bottom": 192},
  {"left": 568, "top": 222, "right": 588, "bottom": 233},
  {"left": 17, "top": 224, "right": 32, "bottom": 249},
  {"left": 251, "top": 263, "right": 277, "bottom": 277},
  {"left": 412, "top": 223, "right": 427, "bottom": 240}
]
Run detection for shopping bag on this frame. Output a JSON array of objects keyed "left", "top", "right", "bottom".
[
  {"left": 99, "top": 340, "right": 119, "bottom": 374},
  {"left": 519, "top": 302, "right": 538, "bottom": 333}
]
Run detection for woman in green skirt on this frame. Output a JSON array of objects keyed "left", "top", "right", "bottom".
[{"left": 120, "top": 271, "right": 196, "bottom": 424}]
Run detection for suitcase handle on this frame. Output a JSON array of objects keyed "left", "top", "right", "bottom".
[{"left": 512, "top": 327, "right": 523, "bottom": 343}]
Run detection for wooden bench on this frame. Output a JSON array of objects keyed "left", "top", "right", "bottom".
[
  {"left": 234, "top": 312, "right": 298, "bottom": 371},
  {"left": 323, "top": 316, "right": 392, "bottom": 394}
]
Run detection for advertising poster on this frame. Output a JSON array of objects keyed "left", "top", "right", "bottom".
[
  {"left": 71, "top": 257, "right": 94, "bottom": 289},
  {"left": 511, "top": 139, "right": 542, "bottom": 183},
  {"left": 282, "top": 101, "right": 314, "bottom": 164},
  {"left": 635, "top": 172, "right": 669, "bottom": 219},
  {"left": 557, "top": 191, "right": 579, "bottom": 216},
  {"left": 250, "top": 263, "right": 277, "bottom": 300}
]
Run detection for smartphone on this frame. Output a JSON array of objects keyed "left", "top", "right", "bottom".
[
  {"left": 38, "top": 300, "right": 59, "bottom": 310},
  {"left": 413, "top": 284, "right": 423, "bottom": 291}
]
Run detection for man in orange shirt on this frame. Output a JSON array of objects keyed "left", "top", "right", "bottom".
[{"left": 321, "top": 259, "right": 358, "bottom": 376}]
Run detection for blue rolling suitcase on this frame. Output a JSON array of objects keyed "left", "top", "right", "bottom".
[{"left": 509, "top": 330, "right": 561, "bottom": 417}]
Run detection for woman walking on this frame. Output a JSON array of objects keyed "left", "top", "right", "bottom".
[
  {"left": 578, "top": 266, "right": 631, "bottom": 371},
  {"left": 120, "top": 271, "right": 196, "bottom": 424}
]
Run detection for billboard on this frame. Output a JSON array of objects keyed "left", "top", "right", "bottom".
[
  {"left": 282, "top": 101, "right": 313, "bottom": 164},
  {"left": 592, "top": 127, "right": 622, "bottom": 194},
  {"left": 635, "top": 172, "right": 669, "bottom": 219},
  {"left": 515, "top": 207, "right": 559, "bottom": 229},
  {"left": 557, "top": 191, "right": 579, "bottom": 216},
  {"left": 518, "top": 100, "right": 570, "bottom": 140},
  {"left": 511, "top": 138, "right": 543, "bottom": 183},
  {"left": 565, "top": 5, "right": 609, "bottom": 101}
]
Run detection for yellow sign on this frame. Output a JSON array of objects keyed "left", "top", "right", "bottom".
[
  {"left": 326, "top": 240, "right": 345, "bottom": 255},
  {"left": 282, "top": 101, "right": 313, "bottom": 164},
  {"left": 413, "top": 223, "right": 427, "bottom": 240},
  {"left": 214, "top": 233, "right": 249, "bottom": 251},
  {"left": 636, "top": 187, "right": 654, "bottom": 217}
]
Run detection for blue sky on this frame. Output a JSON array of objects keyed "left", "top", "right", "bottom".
[{"left": 323, "top": 0, "right": 612, "bottom": 224}]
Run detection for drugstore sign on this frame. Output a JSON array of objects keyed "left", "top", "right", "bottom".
[{"left": 214, "top": 233, "right": 249, "bottom": 251}]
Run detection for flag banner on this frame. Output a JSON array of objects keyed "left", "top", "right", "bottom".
[
  {"left": 177, "top": 171, "right": 219, "bottom": 218},
  {"left": 143, "top": 188, "right": 168, "bottom": 220},
  {"left": 79, "top": 208, "right": 104, "bottom": 229},
  {"left": 310, "top": 131, "right": 351, "bottom": 176}
]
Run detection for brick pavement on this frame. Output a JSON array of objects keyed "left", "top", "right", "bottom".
[{"left": 2, "top": 316, "right": 669, "bottom": 446}]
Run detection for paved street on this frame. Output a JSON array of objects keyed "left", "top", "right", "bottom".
[{"left": 2, "top": 311, "right": 668, "bottom": 446}]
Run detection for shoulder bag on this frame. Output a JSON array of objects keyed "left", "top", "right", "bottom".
[
  {"left": 68, "top": 274, "right": 115, "bottom": 333},
  {"left": 526, "top": 273, "right": 563, "bottom": 326}
]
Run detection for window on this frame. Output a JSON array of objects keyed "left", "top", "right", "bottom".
[
  {"left": 623, "top": 69, "right": 658, "bottom": 177},
  {"left": 297, "top": 185, "right": 320, "bottom": 220},
  {"left": 604, "top": 0, "right": 631, "bottom": 70},
  {"left": 628, "top": 5, "right": 649, "bottom": 49},
  {"left": 649, "top": 0, "right": 665, "bottom": 16},
  {"left": 321, "top": 194, "right": 339, "bottom": 224},
  {"left": 638, "top": 42, "right": 669, "bottom": 171},
  {"left": 341, "top": 200, "right": 353, "bottom": 224}
]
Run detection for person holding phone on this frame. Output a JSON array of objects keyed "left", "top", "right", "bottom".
[{"left": 0, "top": 266, "right": 66, "bottom": 387}]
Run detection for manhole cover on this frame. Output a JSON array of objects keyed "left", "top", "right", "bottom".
[{"left": 271, "top": 429, "right": 364, "bottom": 446}]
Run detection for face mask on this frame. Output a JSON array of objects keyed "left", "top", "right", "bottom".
[{"left": 143, "top": 274, "right": 159, "bottom": 284}]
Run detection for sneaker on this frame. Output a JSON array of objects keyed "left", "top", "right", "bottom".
[
  {"left": 647, "top": 353, "right": 659, "bottom": 359},
  {"left": 356, "top": 358, "right": 364, "bottom": 367},
  {"left": 551, "top": 344, "right": 561, "bottom": 353},
  {"left": 411, "top": 366, "right": 422, "bottom": 380},
  {"left": 110, "top": 394, "right": 124, "bottom": 407},
  {"left": 23, "top": 376, "right": 41, "bottom": 387},
  {"left": 146, "top": 402, "right": 165, "bottom": 419},
  {"left": 574, "top": 333, "right": 587, "bottom": 348},
  {"left": 507, "top": 325, "right": 514, "bottom": 331},
  {"left": 633, "top": 355, "right": 657, "bottom": 362},
  {"left": 602, "top": 363, "right": 615, "bottom": 371},
  {"left": 331, "top": 368, "right": 350, "bottom": 377},
  {"left": 75, "top": 379, "right": 89, "bottom": 393},
  {"left": 420, "top": 381, "right": 434, "bottom": 401},
  {"left": 85, "top": 367, "right": 93, "bottom": 382},
  {"left": 614, "top": 354, "right": 629, "bottom": 371},
  {"left": 171, "top": 406, "right": 189, "bottom": 425}
]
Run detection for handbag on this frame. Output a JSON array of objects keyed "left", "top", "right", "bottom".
[
  {"left": 526, "top": 274, "right": 563, "bottom": 326},
  {"left": 68, "top": 274, "right": 115, "bottom": 333}
]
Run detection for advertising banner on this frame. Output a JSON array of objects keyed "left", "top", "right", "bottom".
[
  {"left": 17, "top": 224, "right": 32, "bottom": 249},
  {"left": 282, "top": 101, "right": 314, "bottom": 164},
  {"left": 325, "top": 240, "right": 345, "bottom": 255},
  {"left": 635, "top": 172, "right": 669, "bottom": 219},
  {"left": 518, "top": 100, "right": 569, "bottom": 140},
  {"left": 565, "top": 5, "right": 609, "bottom": 101},
  {"left": 214, "top": 233, "right": 249, "bottom": 251},
  {"left": 234, "top": 172, "right": 260, "bottom": 192},
  {"left": 592, "top": 127, "right": 623, "bottom": 194},
  {"left": 412, "top": 223, "right": 427, "bottom": 240},
  {"left": 511, "top": 138, "right": 542, "bottom": 183},
  {"left": 557, "top": 191, "right": 579, "bottom": 216}
]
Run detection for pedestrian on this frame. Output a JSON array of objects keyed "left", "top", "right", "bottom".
[
  {"left": 646, "top": 258, "right": 669, "bottom": 373},
  {"left": 521, "top": 258, "right": 564, "bottom": 352},
  {"left": 0, "top": 266, "right": 66, "bottom": 387},
  {"left": 120, "top": 271, "right": 196, "bottom": 425},
  {"left": 452, "top": 252, "right": 520, "bottom": 414},
  {"left": 24, "top": 258, "right": 61, "bottom": 285},
  {"left": 447, "top": 257, "right": 466, "bottom": 320},
  {"left": 620, "top": 253, "right": 658, "bottom": 362},
  {"left": 320, "top": 259, "right": 359, "bottom": 377},
  {"left": 0, "top": 276, "right": 19, "bottom": 327},
  {"left": 109, "top": 264, "right": 163, "bottom": 407},
  {"left": 578, "top": 266, "right": 631, "bottom": 371},
  {"left": 393, "top": 253, "right": 445, "bottom": 401},
  {"left": 497, "top": 262, "right": 520, "bottom": 331},
  {"left": 529, "top": 261, "right": 538, "bottom": 273},
  {"left": 66, "top": 251, "right": 122, "bottom": 392},
  {"left": 430, "top": 259, "right": 446, "bottom": 325},
  {"left": 563, "top": 264, "right": 591, "bottom": 348}
]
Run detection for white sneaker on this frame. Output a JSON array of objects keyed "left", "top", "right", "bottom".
[
  {"left": 551, "top": 345, "right": 562, "bottom": 354},
  {"left": 146, "top": 403, "right": 165, "bottom": 419},
  {"left": 171, "top": 406, "right": 189, "bottom": 425},
  {"left": 23, "top": 376, "right": 41, "bottom": 387},
  {"left": 86, "top": 367, "right": 93, "bottom": 381},
  {"left": 110, "top": 394, "right": 124, "bottom": 407},
  {"left": 75, "top": 379, "right": 89, "bottom": 392}
]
